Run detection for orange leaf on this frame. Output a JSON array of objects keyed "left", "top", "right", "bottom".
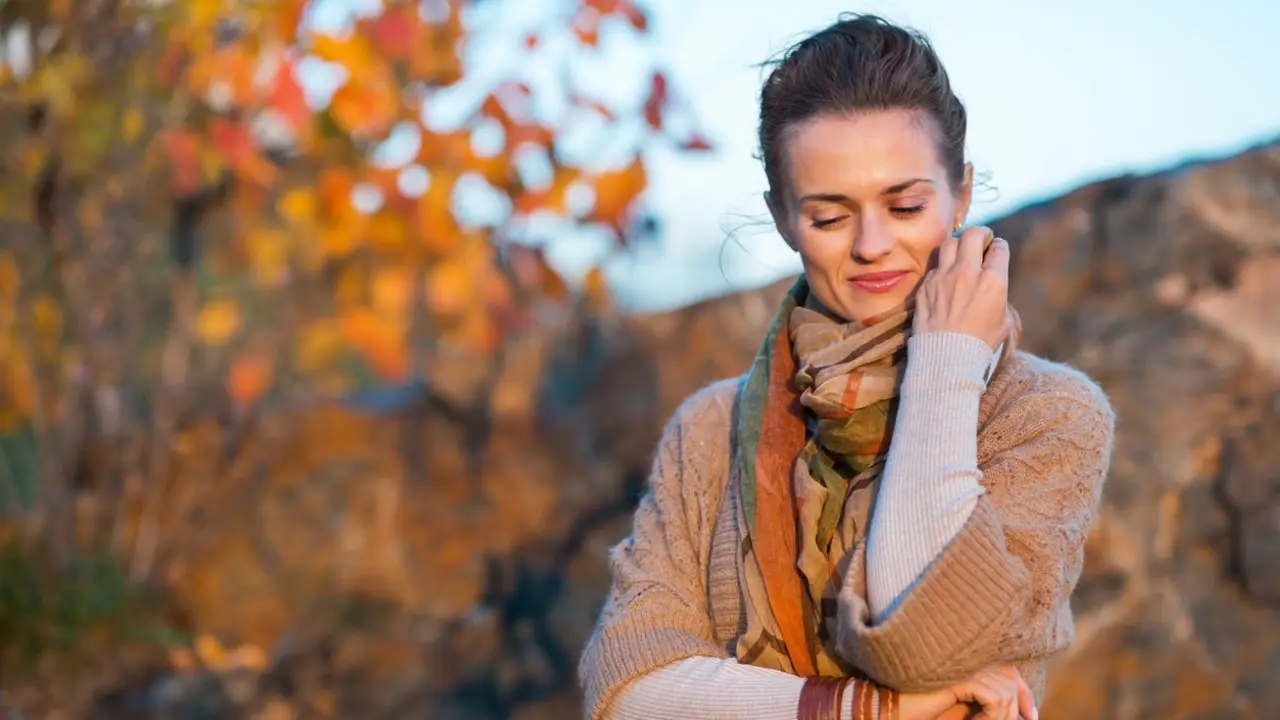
[
  {"left": 506, "top": 123, "right": 555, "bottom": 151},
  {"left": 570, "top": 93, "right": 614, "bottom": 121},
  {"left": 330, "top": 71, "right": 399, "bottom": 138},
  {"left": 322, "top": 220, "right": 364, "bottom": 260},
  {"left": 210, "top": 117, "right": 276, "bottom": 186},
  {"left": 367, "top": 211, "right": 410, "bottom": 252},
  {"left": 227, "top": 354, "right": 274, "bottom": 409},
  {"left": 417, "top": 127, "right": 472, "bottom": 167},
  {"left": 408, "top": 1, "right": 466, "bottom": 84},
  {"left": 369, "top": 4, "right": 424, "bottom": 63},
  {"left": 340, "top": 309, "right": 410, "bottom": 381},
  {"left": 586, "top": 156, "right": 646, "bottom": 230},
  {"left": 586, "top": 0, "right": 647, "bottom": 28},
  {"left": 320, "top": 168, "right": 355, "bottom": 214},
  {"left": 424, "top": 255, "right": 474, "bottom": 320},
  {"left": 371, "top": 266, "right": 413, "bottom": 318},
  {"left": 266, "top": 55, "right": 311, "bottom": 138},
  {"left": 186, "top": 43, "right": 256, "bottom": 109},
  {"left": 515, "top": 165, "right": 581, "bottom": 216},
  {"left": 571, "top": 7, "right": 601, "bottom": 46},
  {"left": 164, "top": 129, "right": 202, "bottom": 197},
  {"left": 643, "top": 72, "right": 668, "bottom": 130},
  {"left": 622, "top": 1, "right": 647, "bottom": 30},
  {"left": 680, "top": 133, "right": 713, "bottom": 151},
  {"left": 310, "top": 32, "right": 376, "bottom": 76},
  {"left": 416, "top": 168, "right": 460, "bottom": 254},
  {"left": 276, "top": 0, "right": 307, "bottom": 45}
]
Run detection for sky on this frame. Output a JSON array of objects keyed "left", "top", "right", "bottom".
[{"left": 310, "top": 0, "right": 1280, "bottom": 311}]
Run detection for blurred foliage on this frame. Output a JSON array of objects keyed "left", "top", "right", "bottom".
[{"left": 0, "top": 0, "right": 711, "bottom": 700}]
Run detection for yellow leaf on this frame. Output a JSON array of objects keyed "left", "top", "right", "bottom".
[
  {"left": 122, "top": 109, "right": 145, "bottom": 143},
  {"left": 295, "top": 319, "right": 343, "bottom": 373},
  {"left": 424, "top": 256, "right": 472, "bottom": 320},
  {"left": 193, "top": 634, "right": 226, "bottom": 668},
  {"left": 277, "top": 188, "right": 317, "bottom": 226},
  {"left": 195, "top": 301, "right": 242, "bottom": 345},
  {"left": 310, "top": 33, "right": 375, "bottom": 75},
  {"left": 185, "top": 0, "right": 223, "bottom": 31},
  {"left": 246, "top": 227, "right": 290, "bottom": 286}
]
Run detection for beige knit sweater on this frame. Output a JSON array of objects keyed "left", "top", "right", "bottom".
[{"left": 579, "top": 342, "right": 1115, "bottom": 719}]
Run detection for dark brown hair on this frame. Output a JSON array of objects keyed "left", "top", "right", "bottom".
[{"left": 759, "top": 14, "right": 967, "bottom": 200}]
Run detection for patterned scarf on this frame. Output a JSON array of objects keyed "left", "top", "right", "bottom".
[{"left": 732, "top": 275, "right": 1017, "bottom": 677}]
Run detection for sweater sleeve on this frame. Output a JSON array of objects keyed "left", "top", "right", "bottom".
[
  {"left": 608, "top": 656, "right": 879, "bottom": 720},
  {"left": 578, "top": 390, "right": 731, "bottom": 719},
  {"left": 866, "top": 332, "right": 996, "bottom": 620},
  {"left": 833, "top": 359, "right": 1115, "bottom": 692}
]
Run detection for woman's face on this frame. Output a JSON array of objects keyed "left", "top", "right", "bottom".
[{"left": 767, "top": 109, "right": 973, "bottom": 324}]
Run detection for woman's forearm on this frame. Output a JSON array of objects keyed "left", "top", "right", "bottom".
[
  {"left": 607, "top": 656, "right": 876, "bottom": 719},
  {"left": 865, "top": 332, "right": 997, "bottom": 621}
]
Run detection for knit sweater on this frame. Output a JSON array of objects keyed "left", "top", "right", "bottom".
[{"left": 578, "top": 334, "right": 1115, "bottom": 719}]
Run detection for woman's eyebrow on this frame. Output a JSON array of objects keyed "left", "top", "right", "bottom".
[
  {"left": 881, "top": 178, "right": 932, "bottom": 195},
  {"left": 797, "top": 178, "right": 934, "bottom": 206}
]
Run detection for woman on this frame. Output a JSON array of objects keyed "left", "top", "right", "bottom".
[{"left": 579, "top": 14, "right": 1114, "bottom": 720}]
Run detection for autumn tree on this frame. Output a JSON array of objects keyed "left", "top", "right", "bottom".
[{"left": 0, "top": 0, "right": 710, "bottom": 581}]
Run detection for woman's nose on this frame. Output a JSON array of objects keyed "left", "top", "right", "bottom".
[{"left": 851, "top": 220, "right": 894, "bottom": 262}]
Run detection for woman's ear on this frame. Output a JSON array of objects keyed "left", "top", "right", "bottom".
[
  {"left": 764, "top": 190, "right": 797, "bottom": 252},
  {"left": 953, "top": 163, "right": 975, "bottom": 230}
]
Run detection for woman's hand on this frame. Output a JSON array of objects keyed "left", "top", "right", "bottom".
[
  {"left": 896, "top": 666, "right": 1037, "bottom": 720},
  {"left": 914, "top": 226, "right": 1011, "bottom": 351}
]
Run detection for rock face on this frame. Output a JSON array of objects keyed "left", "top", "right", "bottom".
[{"left": 92, "top": 139, "right": 1280, "bottom": 719}]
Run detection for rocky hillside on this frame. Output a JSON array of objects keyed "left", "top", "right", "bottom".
[{"left": 70, "top": 138, "right": 1280, "bottom": 719}]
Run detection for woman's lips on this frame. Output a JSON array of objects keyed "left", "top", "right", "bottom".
[{"left": 848, "top": 271, "right": 908, "bottom": 294}]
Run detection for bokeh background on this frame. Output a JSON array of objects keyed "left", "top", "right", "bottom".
[{"left": 0, "top": 0, "right": 1278, "bottom": 718}]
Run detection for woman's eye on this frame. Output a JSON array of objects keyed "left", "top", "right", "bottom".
[
  {"left": 810, "top": 217, "right": 844, "bottom": 229},
  {"left": 890, "top": 204, "right": 925, "bottom": 217}
]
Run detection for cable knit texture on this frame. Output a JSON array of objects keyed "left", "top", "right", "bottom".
[{"left": 578, "top": 350, "right": 1114, "bottom": 719}]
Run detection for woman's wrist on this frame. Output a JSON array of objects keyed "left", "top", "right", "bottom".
[
  {"left": 903, "top": 332, "right": 994, "bottom": 396},
  {"left": 798, "top": 677, "right": 895, "bottom": 720}
]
